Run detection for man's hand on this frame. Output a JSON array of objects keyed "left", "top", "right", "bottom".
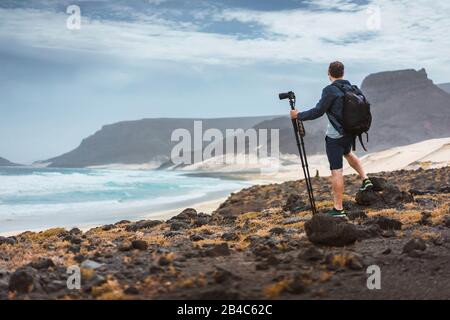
[{"left": 290, "top": 109, "right": 299, "bottom": 119}]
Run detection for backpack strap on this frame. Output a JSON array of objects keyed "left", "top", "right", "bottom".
[{"left": 358, "top": 133, "right": 368, "bottom": 151}]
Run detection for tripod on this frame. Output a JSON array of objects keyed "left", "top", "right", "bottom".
[{"left": 287, "top": 95, "right": 317, "bottom": 215}]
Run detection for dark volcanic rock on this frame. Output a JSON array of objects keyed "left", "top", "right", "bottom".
[
  {"left": 124, "top": 286, "right": 140, "bottom": 295},
  {"left": 356, "top": 178, "right": 413, "bottom": 206},
  {"left": 125, "top": 220, "right": 162, "bottom": 232},
  {"left": 221, "top": 232, "right": 239, "bottom": 241},
  {"left": 63, "top": 234, "right": 82, "bottom": 244},
  {"left": 9, "top": 267, "right": 37, "bottom": 294},
  {"left": 418, "top": 212, "right": 432, "bottom": 225},
  {"left": 69, "top": 227, "right": 82, "bottom": 235},
  {"left": 102, "top": 224, "right": 115, "bottom": 231},
  {"left": 369, "top": 177, "right": 389, "bottom": 192},
  {"left": 190, "top": 234, "right": 204, "bottom": 242},
  {"left": 365, "top": 216, "right": 402, "bottom": 230},
  {"left": 172, "top": 208, "right": 198, "bottom": 220},
  {"left": 354, "top": 224, "right": 382, "bottom": 240},
  {"left": 158, "top": 256, "right": 171, "bottom": 266},
  {"left": 355, "top": 190, "right": 384, "bottom": 206},
  {"left": 443, "top": 216, "right": 450, "bottom": 228},
  {"left": 403, "top": 238, "right": 426, "bottom": 254},
  {"left": 346, "top": 210, "right": 368, "bottom": 220},
  {"left": 131, "top": 240, "right": 148, "bottom": 251},
  {"left": 29, "top": 258, "right": 55, "bottom": 270},
  {"left": 283, "top": 194, "right": 307, "bottom": 213},
  {"left": 67, "top": 244, "right": 81, "bottom": 254},
  {"left": 169, "top": 221, "right": 190, "bottom": 231},
  {"left": 269, "top": 227, "right": 285, "bottom": 235},
  {"left": 304, "top": 214, "right": 359, "bottom": 247},
  {"left": 382, "top": 187, "right": 414, "bottom": 205},
  {"left": 0, "top": 236, "right": 17, "bottom": 246}
]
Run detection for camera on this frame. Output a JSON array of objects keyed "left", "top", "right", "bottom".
[{"left": 278, "top": 91, "right": 295, "bottom": 100}]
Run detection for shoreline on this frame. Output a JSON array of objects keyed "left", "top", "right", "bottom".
[{"left": 0, "top": 196, "right": 228, "bottom": 238}]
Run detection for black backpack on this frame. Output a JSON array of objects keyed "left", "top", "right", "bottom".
[{"left": 332, "top": 83, "right": 372, "bottom": 151}]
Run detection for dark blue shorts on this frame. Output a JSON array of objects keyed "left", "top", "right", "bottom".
[{"left": 325, "top": 135, "right": 353, "bottom": 170}]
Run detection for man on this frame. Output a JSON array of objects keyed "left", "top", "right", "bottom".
[{"left": 290, "top": 61, "right": 373, "bottom": 217}]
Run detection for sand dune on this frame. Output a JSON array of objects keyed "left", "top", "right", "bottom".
[{"left": 176, "top": 137, "right": 450, "bottom": 182}]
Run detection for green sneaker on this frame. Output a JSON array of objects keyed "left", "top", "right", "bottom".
[
  {"left": 328, "top": 208, "right": 346, "bottom": 218},
  {"left": 359, "top": 178, "right": 374, "bottom": 191}
]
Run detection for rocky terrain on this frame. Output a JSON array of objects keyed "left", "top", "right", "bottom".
[{"left": 0, "top": 167, "right": 449, "bottom": 300}]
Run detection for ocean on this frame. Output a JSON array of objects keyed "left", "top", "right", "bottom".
[{"left": 0, "top": 167, "right": 249, "bottom": 234}]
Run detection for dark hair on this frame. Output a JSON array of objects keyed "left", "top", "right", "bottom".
[{"left": 328, "top": 61, "right": 344, "bottom": 78}]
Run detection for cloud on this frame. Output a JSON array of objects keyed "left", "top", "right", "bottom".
[{"left": 0, "top": 0, "right": 448, "bottom": 69}]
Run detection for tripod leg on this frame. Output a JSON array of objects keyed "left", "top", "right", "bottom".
[
  {"left": 298, "top": 140, "right": 316, "bottom": 214},
  {"left": 291, "top": 119, "right": 317, "bottom": 215},
  {"left": 298, "top": 134, "right": 317, "bottom": 215},
  {"left": 295, "top": 120, "right": 317, "bottom": 214}
]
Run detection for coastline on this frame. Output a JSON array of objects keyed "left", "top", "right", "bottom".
[{"left": 0, "top": 197, "right": 227, "bottom": 237}]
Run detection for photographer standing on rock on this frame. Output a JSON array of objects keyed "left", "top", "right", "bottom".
[{"left": 290, "top": 61, "right": 373, "bottom": 217}]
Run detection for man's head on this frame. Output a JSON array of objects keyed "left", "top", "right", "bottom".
[{"left": 328, "top": 61, "right": 344, "bottom": 81}]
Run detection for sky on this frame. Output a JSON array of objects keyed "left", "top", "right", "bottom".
[{"left": 0, "top": 0, "right": 449, "bottom": 164}]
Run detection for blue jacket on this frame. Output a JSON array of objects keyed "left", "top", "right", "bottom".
[{"left": 297, "top": 79, "right": 351, "bottom": 135}]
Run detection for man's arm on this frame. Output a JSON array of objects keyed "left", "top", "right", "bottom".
[{"left": 296, "top": 87, "right": 336, "bottom": 121}]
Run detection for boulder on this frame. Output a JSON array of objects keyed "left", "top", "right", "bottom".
[
  {"left": 131, "top": 240, "right": 148, "bottom": 251},
  {"left": 355, "top": 189, "right": 384, "bottom": 206},
  {"left": 125, "top": 220, "right": 162, "bottom": 232},
  {"left": 170, "top": 208, "right": 198, "bottom": 221},
  {"left": 304, "top": 214, "right": 359, "bottom": 247},
  {"left": 102, "top": 224, "right": 115, "bottom": 231},
  {"left": 221, "top": 232, "right": 239, "bottom": 241},
  {"left": 369, "top": 177, "right": 389, "bottom": 192},
  {"left": 190, "top": 234, "right": 205, "bottom": 242},
  {"left": 9, "top": 267, "right": 37, "bottom": 294},
  {"left": 0, "top": 236, "right": 17, "bottom": 246},
  {"left": 346, "top": 210, "right": 368, "bottom": 220},
  {"left": 365, "top": 216, "right": 402, "bottom": 230},
  {"left": 169, "top": 221, "right": 190, "bottom": 231},
  {"left": 402, "top": 238, "right": 426, "bottom": 254},
  {"left": 29, "top": 258, "right": 55, "bottom": 270},
  {"left": 356, "top": 178, "right": 413, "bottom": 206}
]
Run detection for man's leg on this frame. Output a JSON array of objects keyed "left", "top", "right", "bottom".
[
  {"left": 344, "top": 152, "right": 367, "bottom": 180},
  {"left": 331, "top": 169, "right": 344, "bottom": 210},
  {"left": 344, "top": 151, "right": 373, "bottom": 191},
  {"left": 326, "top": 136, "right": 345, "bottom": 214}
]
